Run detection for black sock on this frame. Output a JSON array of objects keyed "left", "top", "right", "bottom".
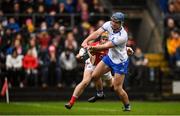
[
  {"left": 124, "top": 104, "right": 130, "bottom": 108},
  {"left": 96, "top": 90, "right": 104, "bottom": 97}
]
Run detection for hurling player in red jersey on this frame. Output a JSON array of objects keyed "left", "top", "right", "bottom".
[{"left": 65, "top": 32, "right": 113, "bottom": 109}]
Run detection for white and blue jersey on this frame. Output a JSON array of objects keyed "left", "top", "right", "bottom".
[{"left": 101, "top": 21, "right": 129, "bottom": 74}]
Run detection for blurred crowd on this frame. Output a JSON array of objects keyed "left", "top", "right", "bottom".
[
  {"left": 0, "top": 0, "right": 156, "bottom": 89},
  {"left": 0, "top": 0, "right": 111, "bottom": 88},
  {"left": 158, "top": 0, "right": 180, "bottom": 79},
  {"left": 159, "top": 0, "right": 180, "bottom": 70}
]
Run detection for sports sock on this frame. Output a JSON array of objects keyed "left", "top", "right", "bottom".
[
  {"left": 96, "top": 90, "right": 104, "bottom": 97},
  {"left": 69, "top": 96, "right": 77, "bottom": 105}
]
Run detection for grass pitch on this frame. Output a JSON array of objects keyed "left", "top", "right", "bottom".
[{"left": 0, "top": 101, "right": 180, "bottom": 115}]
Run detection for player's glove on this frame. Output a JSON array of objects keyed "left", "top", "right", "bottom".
[
  {"left": 76, "top": 48, "right": 89, "bottom": 61},
  {"left": 127, "top": 47, "right": 134, "bottom": 56}
]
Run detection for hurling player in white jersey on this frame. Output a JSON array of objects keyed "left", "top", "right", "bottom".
[{"left": 82, "top": 12, "right": 131, "bottom": 111}]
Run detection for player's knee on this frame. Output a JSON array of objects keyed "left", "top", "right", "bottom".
[
  {"left": 114, "top": 86, "right": 125, "bottom": 96},
  {"left": 113, "top": 84, "right": 123, "bottom": 92},
  {"left": 113, "top": 86, "right": 119, "bottom": 92}
]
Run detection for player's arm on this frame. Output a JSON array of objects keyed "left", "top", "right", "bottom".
[
  {"left": 81, "top": 28, "right": 104, "bottom": 48},
  {"left": 88, "top": 41, "right": 114, "bottom": 52},
  {"left": 88, "top": 35, "right": 127, "bottom": 51}
]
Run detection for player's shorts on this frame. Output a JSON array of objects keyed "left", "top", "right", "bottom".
[
  {"left": 102, "top": 55, "right": 129, "bottom": 75},
  {"left": 84, "top": 58, "right": 96, "bottom": 72},
  {"left": 85, "top": 58, "right": 112, "bottom": 80},
  {"left": 101, "top": 71, "right": 112, "bottom": 80}
]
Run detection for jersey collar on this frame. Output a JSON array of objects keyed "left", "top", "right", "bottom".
[{"left": 113, "top": 26, "right": 122, "bottom": 33}]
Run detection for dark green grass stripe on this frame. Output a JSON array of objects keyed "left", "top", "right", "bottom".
[{"left": 0, "top": 101, "right": 180, "bottom": 115}]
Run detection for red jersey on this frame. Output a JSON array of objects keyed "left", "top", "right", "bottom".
[
  {"left": 90, "top": 42, "right": 108, "bottom": 65},
  {"left": 23, "top": 55, "right": 38, "bottom": 69}
]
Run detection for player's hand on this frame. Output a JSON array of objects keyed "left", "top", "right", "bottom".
[
  {"left": 127, "top": 47, "right": 134, "bottom": 56},
  {"left": 87, "top": 46, "right": 96, "bottom": 53},
  {"left": 76, "top": 48, "right": 86, "bottom": 60},
  {"left": 81, "top": 41, "right": 88, "bottom": 48},
  {"left": 76, "top": 53, "right": 82, "bottom": 60}
]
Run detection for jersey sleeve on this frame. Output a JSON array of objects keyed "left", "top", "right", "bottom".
[
  {"left": 101, "top": 21, "right": 110, "bottom": 31},
  {"left": 111, "top": 32, "right": 128, "bottom": 46}
]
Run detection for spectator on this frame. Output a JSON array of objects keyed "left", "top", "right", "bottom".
[
  {"left": 38, "top": 31, "right": 51, "bottom": 52},
  {"left": 6, "top": 48, "right": 24, "bottom": 88},
  {"left": 166, "top": 28, "right": 180, "bottom": 67},
  {"left": 64, "top": 0, "right": 75, "bottom": 13},
  {"left": 59, "top": 26, "right": 66, "bottom": 42},
  {"left": 129, "top": 47, "right": 148, "bottom": 87},
  {"left": 60, "top": 48, "right": 77, "bottom": 87},
  {"left": 36, "top": 5, "right": 46, "bottom": 26},
  {"left": 26, "top": 36, "right": 38, "bottom": 58},
  {"left": 64, "top": 32, "right": 78, "bottom": 52},
  {"left": 96, "top": 19, "right": 105, "bottom": 28},
  {"left": 13, "top": 3, "right": 20, "bottom": 14},
  {"left": 0, "top": 10, "right": 8, "bottom": 28},
  {"left": 57, "top": 2, "right": 70, "bottom": 25},
  {"left": 46, "top": 11, "right": 57, "bottom": 27},
  {"left": 157, "top": 0, "right": 168, "bottom": 14},
  {"left": 14, "top": 35, "right": 23, "bottom": 55},
  {"left": 90, "top": 0, "right": 108, "bottom": 15},
  {"left": 52, "top": 37, "right": 63, "bottom": 55},
  {"left": 23, "top": 48, "right": 39, "bottom": 86},
  {"left": 47, "top": 0, "right": 59, "bottom": 12},
  {"left": 39, "top": 22, "right": 48, "bottom": 32},
  {"left": 40, "top": 45, "right": 62, "bottom": 88},
  {"left": 1, "top": 29, "right": 13, "bottom": 53},
  {"left": 168, "top": 0, "right": 180, "bottom": 13},
  {"left": 49, "top": 22, "right": 60, "bottom": 37},
  {"left": 72, "top": 26, "right": 84, "bottom": 45},
  {"left": 164, "top": 17, "right": 176, "bottom": 38},
  {"left": 7, "top": 17, "right": 20, "bottom": 33},
  {"left": 6, "top": 37, "right": 23, "bottom": 55},
  {"left": 79, "top": 21, "right": 91, "bottom": 38},
  {"left": 81, "top": 2, "right": 89, "bottom": 22},
  {"left": 26, "top": 6, "right": 34, "bottom": 15},
  {"left": 58, "top": 2, "right": 68, "bottom": 13},
  {"left": 76, "top": 0, "right": 84, "bottom": 13},
  {"left": 13, "top": 3, "right": 21, "bottom": 21},
  {"left": 25, "top": 19, "right": 35, "bottom": 33},
  {"left": 19, "top": 0, "right": 33, "bottom": 13},
  {"left": 35, "top": 0, "right": 46, "bottom": 12}
]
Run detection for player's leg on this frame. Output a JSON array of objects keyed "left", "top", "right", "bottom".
[
  {"left": 110, "top": 58, "right": 130, "bottom": 111},
  {"left": 72, "top": 70, "right": 92, "bottom": 98},
  {"left": 88, "top": 71, "right": 113, "bottom": 102},
  {"left": 113, "top": 73, "right": 130, "bottom": 111},
  {"left": 88, "top": 78, "right": 105, "bottom": 102},
  {"left": 103, "top": 71, "right": 114, "bottom": 88},
  {"left": 65, "top": 59, "right": 94, "bottom": 109},
  {"left": 92, "top": 60, "right": 111, "bottom": 81},
  {"left": 65, "top": 70, "right": 92, "bottom": 109},
  {"left": 88, "top": 61, "right": 111, "bottom": 102}
]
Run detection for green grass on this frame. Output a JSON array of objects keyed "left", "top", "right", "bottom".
[{"left": 0, "top": 101, "right": 180, "bottom": 115}]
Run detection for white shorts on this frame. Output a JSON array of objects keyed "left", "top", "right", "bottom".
[{"left": 84, "top": 58, "right": 112, "bottom": 80}]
